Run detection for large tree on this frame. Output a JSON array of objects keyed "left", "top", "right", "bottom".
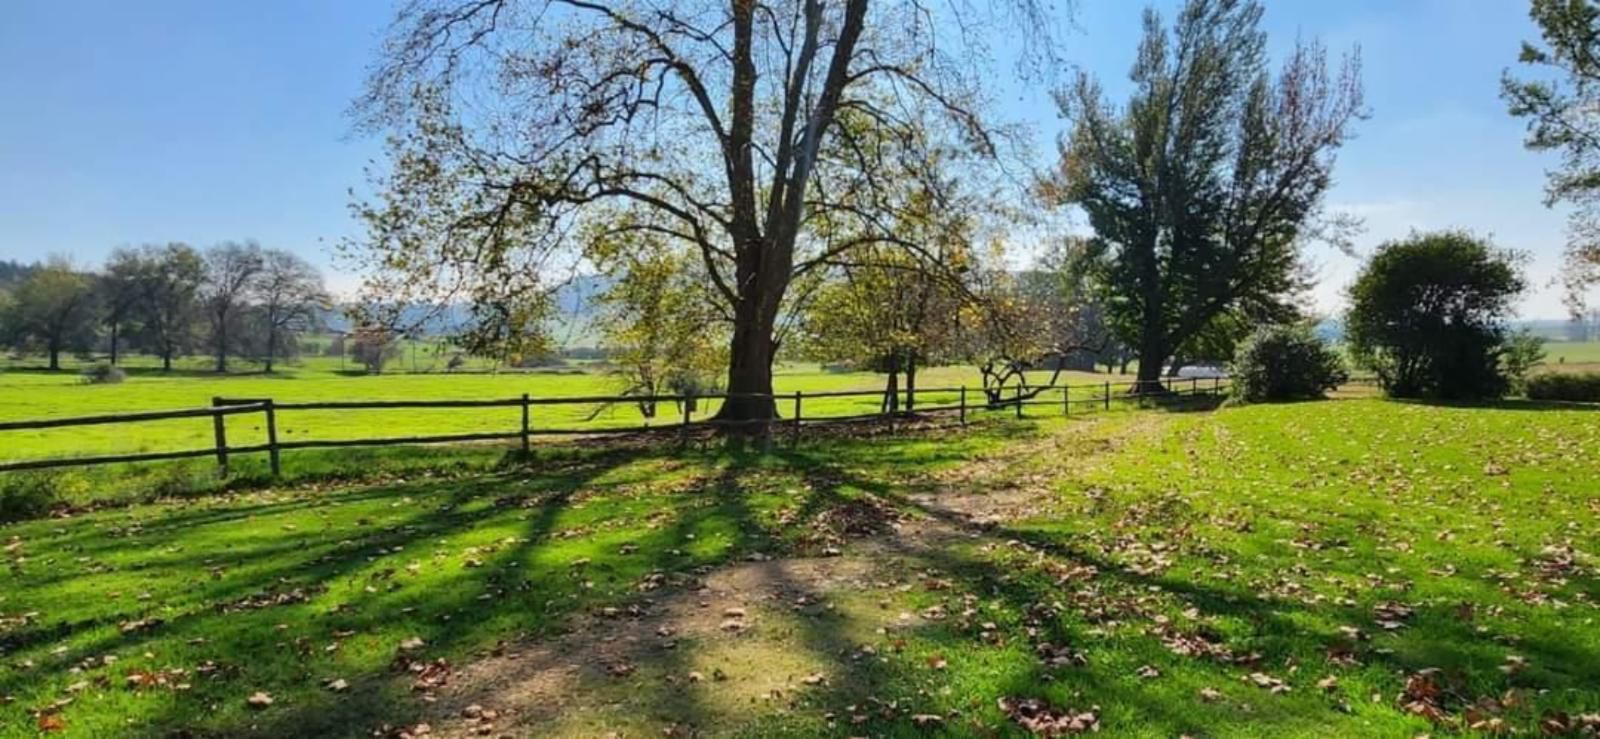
[
  {"left": 346, "top": 0, "right": 1049, "bottom": 423},
  {"left": 2, "top": 259, "right": 99, "bottom": 370},
  {"left": 128, "top": 244, "right": 204, "bottom": 372},
  {"left": 1049, "top": 0, "right": 1363, "bottom": 387},
  {"left": 252, "top": 249, "right": 329, "bottom": 373},
  {"left": 1503, "top": 0, "right": 1600, "bottom": 313},
  {"left": 201, "top": 241, "right": 265, "bottom": 373},
  {"left": 101, "top": 249, "right": 146, "bottom": 366}
]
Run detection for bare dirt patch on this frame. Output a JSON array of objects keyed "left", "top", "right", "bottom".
[
  {"left": 418, "top": 556, "right": 912, "bottom": 737},
  {"left": 414, "top": 414, "right": 1166, "bottom": 737}
]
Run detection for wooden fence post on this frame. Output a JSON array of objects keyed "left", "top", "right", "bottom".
[
  {"left": 1214, "top": 376, "right": 1221, "bottom": 396},
  {"left": 679, "top": 401, "right": 692, "bottom": 450},
  {"left": 210, "top": 397, "right": 228, "bottom": 475},
  {"left": 959, "top": 386, "right": 967, "bottom": 426},
  {"left": 1192, "top": 377, "right": 1199, "bottom": 396},
  {"left": 1014, "top": 384, "right": 1023, "bottom": 419},
  {"left": 264, "top": 400, "right": 281, "bottom": 477},
  {"left": 1063, "top": 385, "right": 1070, "bottom": 415},
  {"left": 791, "top": 391, "right": 802, "bottom": 447},
  {"left": 520, "top": 393, "right": 531, "bottom": 454},
  {"left": 1104, "top": 381, "right": 1111, "bottom": 411}
]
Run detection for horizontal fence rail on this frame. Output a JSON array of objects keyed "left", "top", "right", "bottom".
[{"left": 0, "top": 376, "right": 1247, "bottom": 476}]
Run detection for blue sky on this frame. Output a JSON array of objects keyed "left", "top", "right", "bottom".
[{"left": 0, "top": 0, "right": 1583, "bottom": 318}]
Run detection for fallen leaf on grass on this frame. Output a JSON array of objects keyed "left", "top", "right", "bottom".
[
  {"left": 1246, "top": 672, "right": 1291, "bottom": 694},
  {"left": 37, "top": 713, "right": 65, "bottom": 733},
  {"left": 246, "top": 691, "right": 274, "bottom": 709},
  {"left": 998, "top": 697, "right": 1099, "bottom": 735},
  {"left": 408, "top": 659, "right": 451, "bottom": 692}
]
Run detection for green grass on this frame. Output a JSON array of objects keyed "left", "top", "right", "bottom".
[
  {"left": 2, "top": 397, "right": 1596, "bottom": 736},
  {"left": 0, "top": 358, "right": 1111, "bottom": 463},
  {"left": 1543, "top": 339, "right": 1600, "bottom": 370}
]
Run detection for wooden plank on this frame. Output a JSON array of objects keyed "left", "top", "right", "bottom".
[
  {"left": 0, "top": 403, "right": 263, "bottom": 432},
  {"left": 273, "top": 398, "right": 521, "bottom": 410},
  {"left": 273, "top": 431, "right": 524, "bottom": 450},
  {"left": 0, "top": 447, "right": 225, "bottom": 472}
]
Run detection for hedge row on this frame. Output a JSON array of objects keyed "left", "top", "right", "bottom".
[{"left": 1525, "top": 372, "right": 1600, "bottom": 402}]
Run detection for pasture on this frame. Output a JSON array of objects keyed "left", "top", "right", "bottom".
[
  {"left": 0, "top": 397, "right": 1596, "bottom": 737},
  {"left": 0, "top": 361, "right": 1103, "bottom": 465}
]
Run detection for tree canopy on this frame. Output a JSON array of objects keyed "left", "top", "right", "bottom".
[
  {"left": 345, "top": 0, "right": 1050, "bottom": 423},
  {"left": 1503, "top": 0, "right": 1600, "bottom": 313},
  {"left": 1048, "top": 0, "right": 1363, "bottom": 386},
  {"left": 1346, "top": 231, "right": 1526, "bottom": 400}
]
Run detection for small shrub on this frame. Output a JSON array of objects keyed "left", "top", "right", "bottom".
[
  {"left": 1501, "top": 330, "right": 1547, "bottom": 395},
  {"left": 1230, "top": 325, "right": 1348, "bottom": 402},
  {"left": 0, "top": 471, "right": 85, "bottom": 522},
  {"left": 80, "top": 363, "right": 126, "bottom": 384},
  {"left": 1525, "top": 372, "right": 1600, "bottom": 402}
]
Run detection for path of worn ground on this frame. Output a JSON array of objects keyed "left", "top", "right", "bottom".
[{"left": 411, "top": 415, "right": 1163, "bottom": 738}]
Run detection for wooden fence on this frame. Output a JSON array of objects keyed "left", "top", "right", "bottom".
[{"left": 0, "top": 377, "right": 1230, "bottom": 476}]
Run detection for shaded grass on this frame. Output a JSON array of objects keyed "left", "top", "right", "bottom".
[{"left": 3, "top": 398, "right": 1596, "bottom": 736}]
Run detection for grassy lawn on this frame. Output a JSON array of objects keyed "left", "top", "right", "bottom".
[
  {"left": 0, "top": 360, "right": 1113, "bottom": 463},
  {"left": 1, "top": 397, "right": 1596, "bottom": 736}
]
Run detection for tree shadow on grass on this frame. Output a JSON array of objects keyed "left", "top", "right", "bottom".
[
  {"left": 10, "top": 414, "right": 1589, "bottom": 737},
  {"left": 0, "top": 446, "right": 711, "bottom": 737},
  {"left": 756, "top": 450, "right": 1600, "bottom": 736}
]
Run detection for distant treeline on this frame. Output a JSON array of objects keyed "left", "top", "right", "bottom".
[{"left": 0, "top": 244, "right": 329, "bottom": 373}]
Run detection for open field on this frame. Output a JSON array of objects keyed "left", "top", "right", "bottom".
[
  {"left": 1543, "top": 340, "right": 1600, "bottom": 370},
  {"left": 0, "top": 361, "right": 1110, "bottom": 464},
  {"left": 1, "top": 397, "right": 1595, "bottom": 737}
]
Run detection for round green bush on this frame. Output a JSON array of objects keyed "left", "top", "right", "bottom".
[
  {"left": 1231, "top": 325, "right": 1348, "bottom": 402},
  {"left": 1345, "top": 231, "right": 1524, "bottom": 400}
]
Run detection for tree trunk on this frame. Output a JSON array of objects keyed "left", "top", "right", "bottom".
[
  {"left": 905, "top": 352, "right": 917, "bottom": 412},
  {"left": 215, "top": 320, "right": 228, "bottom": 373},
  {"left": 714, "top": 240, "right": 789, "bottom": 425},
  {"left": 162, "top": 350, "right": 173, "bottom": 372},
  {"left": 1135, "top": 328, "right": 1168, "bottom": 392},
  {"left": 882, "top": 354, "right": 901, "bottom": 415},
  {"left": 109, "top": 320, "right": 120, "bottom": 366},
  {"left": 716, "top": 294, "right": 780, "bottom": 423},
  {"left": 48, "top": 343, "right": 61, "bottom": 371},
  {"left": 265, "top": 328, "right": 277, "bottom": 373}
]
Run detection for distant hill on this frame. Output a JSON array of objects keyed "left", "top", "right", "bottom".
[{"left": 320, "top": 274, "right": 610, "bottom": 348}]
